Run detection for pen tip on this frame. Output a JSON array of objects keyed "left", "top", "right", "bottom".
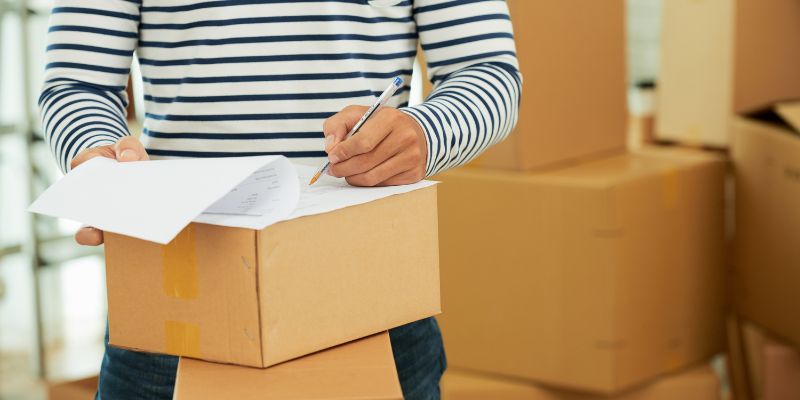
[{"left": 309, "top": 171, "right": 321, "bottom": 185}]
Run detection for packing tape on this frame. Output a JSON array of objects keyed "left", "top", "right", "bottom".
[
  {"left": 664, "top": 350, "right": 685, "bottom": 371},
  {"left": 165, "top": 320, "right": 201, "bottom": 358},
  {"left": 162, "top": 225, "right": 198, "bottom": 299},
  {"left": 661, "top": 168, "right": 680, "bottom": 209}
]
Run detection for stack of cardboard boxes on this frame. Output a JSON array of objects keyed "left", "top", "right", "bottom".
[
  {"left": 430, "top": 1, "right": 727, "bottom": 398},
  {"left": 97, "top": 186, "right": 442, "bottom": 398},
  {"left": 657, "top": 1, "right": 800, "bottom": 399}
]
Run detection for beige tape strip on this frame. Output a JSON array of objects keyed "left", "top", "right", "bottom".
[
  {"left": 162, "top": 225, "right": 198, "bottom": 299},
  {"left": 165, "top": 320, "right": 201, "bottom": 358},
  {"left": 661, "top": 168, "right": 680, "bottom": 209}
]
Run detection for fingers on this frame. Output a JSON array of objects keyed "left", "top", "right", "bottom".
[
  {"left": 70, "top": 145, "right": 116, "bottom": 170},
  {"left": 378, "top": 168, "right": 425, "bottom": 186},
  {"left": 345, "top": 151, "right": 421, "bottom": 187},
  {"left": 75, "top": 226, "right": 104, "bottom": 246},
  {"left": 327, "top": 109, "right": 395, "bottom": 164},
  {"left": 328, "top": 124, "right": 406, "bottom": 177},
  {"left": 114, "top": 136, "right": 149, "bottom": 162},
  {"left": 322, "top": 105, "right": 368, "bottom": 152}
]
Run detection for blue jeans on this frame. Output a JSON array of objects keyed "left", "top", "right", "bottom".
[{"left": 96, "top": 317, "right": 446, "bottom": 399}]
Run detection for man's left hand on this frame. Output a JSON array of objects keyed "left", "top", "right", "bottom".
[{"left": 323, "top": 105, "right": 428, "bottom": 186}]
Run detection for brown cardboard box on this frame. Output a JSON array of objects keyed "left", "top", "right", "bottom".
[
  {"left": 48, "top": 376, "right": 98, "bottom": 400},
  {"left": 731, "top": 102, "right": 800, "bottom": 347},
  {"left": 174, "top": 332, "right": 403, "bottom": 400},
  {"left": 104, "top": 187, "right": 440, "bottom": 368},
  {"left": 656, "top": 0, "right": 800, "bottom": 147},
  {"left": 435, "top": 148, "right": 726, "bottom": 393},
  {"left": 468, "top": 0, "right": 626, "bottom": 170},
  {"left": 442, "top": 365, "right": 720, "bottom": 400},
  {"left": 729, "top": 317, "right": 800, "bottom": 400}
]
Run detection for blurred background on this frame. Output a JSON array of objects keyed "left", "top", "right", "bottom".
[{"left": 2, "top": 0, "right": 799, "bottom": 399}]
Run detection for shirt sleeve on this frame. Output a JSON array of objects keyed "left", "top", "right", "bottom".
[
  {"left": 402, "top": 0, "right": 522, "bottom": 176},
  {"left": 39, "top": 0, "right": 139, "bottom": 172}
]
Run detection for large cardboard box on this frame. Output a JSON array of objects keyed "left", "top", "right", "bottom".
[
  {"left": 731, "top": 102, "right": 800, "bottom": 347},
  {"left": 174, "top": 332, "right": 403, "bottom": 400},
  {"left": 48, "top": 376, "right": 98, "bottom": 400},
  {"left": 435, "top": 148, "right": 726, "bottom": 393},
  {"left": 104, "top": 187, "right": 440, "bottom": 368},
  {"left": 442, "top": 365, "right": 720, "bottom": 400},
  {"left": 469, "top": 0, "right": 627, "bottom": 170},
  {"left": 656, "top": 0, "right": 800, "bottom": 147}
]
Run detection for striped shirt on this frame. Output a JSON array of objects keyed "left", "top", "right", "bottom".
[{"left": 40, "top": 0, "right": 521, "bottom": 176}]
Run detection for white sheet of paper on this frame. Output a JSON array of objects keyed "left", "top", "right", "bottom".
[
  {"left": 28, "top": 156, "right": 296, "bottom": 244},
  {"left": 287, "top": 164, "right": 437, "bottom": 220},
  {"left": 29, "top": 156, "right": 436, "bottom": 244}
]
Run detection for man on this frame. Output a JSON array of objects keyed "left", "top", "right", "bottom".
[{"left": 40, "top": 0, "right": 520, "bottom": 398}]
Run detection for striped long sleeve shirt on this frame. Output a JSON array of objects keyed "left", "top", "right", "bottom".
[{"left": 40, "top": 0, "right": 521, "bottom": 176}]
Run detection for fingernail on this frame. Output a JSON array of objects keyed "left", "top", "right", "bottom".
[
  {"left": 119, "top": 149, "right": 135, "bottom": 161},
  {"left": 328, "top": 154, "right": 340, "bottom": 164},
  {"left": 325, "top": 136, "right": 335, "bottom": 151}
]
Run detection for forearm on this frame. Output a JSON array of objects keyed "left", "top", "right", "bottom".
[
  {"left": 39, "top": 0, "right": 139, "bottom": 172},
  {"left": 40, "top": 81, "right": 131, "bottom": 172},
  {"left": 402, "top": 61, "right": 521, "bottom": 175},
  {"left": 407, "top": 0, "right": 522, "bottom": 176}
]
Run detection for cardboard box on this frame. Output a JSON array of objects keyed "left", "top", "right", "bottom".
[
  {"left": 469, "top": 0, "right": 627, "bottom": 170},
  {"left": 174, "top": 332, "right": 403, "bottom": 400},
  {"left": 104, "top": 187, "right": 440, "bottom": 368},
  {"left": 48, "top": 376, "right": 98, "bottom": 400},
  {"left": 728, "top": 317, "right": 800, "bottom": 400},
  {"left": 656, "top": 0, "right": 800, "bottom": 147},
  {"left": 731, "top": 102, "right": 800, "bottom": 347},
  {"left": 435, "top": 148, "right": 726, "bottom": 393},
  {"left": 441, "top": 365, "right": 720, "bottom": 400}
]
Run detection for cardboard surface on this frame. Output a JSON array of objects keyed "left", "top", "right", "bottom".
[
  {"left": 105, "top": 186, "right": 440, "bottom": 367},
  {"left": 471, "top": 0, "right": 627, "bottom": 170},
  {"left": 727, "top": 315, "right": 752, "bottom": 400},
  {"left": 48, "top": 376, "right": 98, "bottom": 400},
  {"left": 173, "top": 332, "right": 403, "bottom": 400},
  {"left": 656, "top": 0, "right": 800, "bottom": 147},
  {"left": 729, "top": 317, "right": 800, "bottom": 400},
  {"left": 731, "top": 107, "right": 800, "bottom": 347},
  {"left": 435, "top": 148, "right": 726, "bottom": 393},
  {"left": 442, "top": 365, "right": 720, "bottom": 400}
]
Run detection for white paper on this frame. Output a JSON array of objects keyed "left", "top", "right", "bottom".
[
  {"left": 288, "top": 165, "right": 437, "bottom": 220},
  {"left": 28, "top": 156, "right": 297, "bottom": 244},
  {"left": 29, "top": 156, "right": 436, "bottom": 244}
]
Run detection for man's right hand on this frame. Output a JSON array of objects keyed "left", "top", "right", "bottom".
[{"left": 70, "top": 136, "right": 149, "bottom": 246}]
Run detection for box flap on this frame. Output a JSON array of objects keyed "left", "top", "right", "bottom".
[{"left": 173, "top": 332, "right": 403, "bottom": 400}]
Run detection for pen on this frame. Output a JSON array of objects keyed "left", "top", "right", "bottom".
[{"left": 309, "top": 76, "right": 405, "bottom": 185}]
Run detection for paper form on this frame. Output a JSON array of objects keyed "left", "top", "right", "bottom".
[
  {"left": 288, "top": 165, "right": 436, "bottom": 220},
  {"left": 28, "top": 156, "right": 436, "bottom": 244}
]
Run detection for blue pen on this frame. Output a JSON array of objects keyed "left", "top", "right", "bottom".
[{"left": 309, "top": 76, "right": 404, "bottom": 185}]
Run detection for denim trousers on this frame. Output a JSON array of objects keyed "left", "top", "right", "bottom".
[{"left": 96, "top": 317, "right": 446, "bottom": 400}]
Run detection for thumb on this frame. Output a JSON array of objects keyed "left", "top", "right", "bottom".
[
  {"left": 322, "top": 105, "right": 368, "bottom": 152},
  {"left": 114, "top": 136, "right": 149, "bottom": 162}
]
